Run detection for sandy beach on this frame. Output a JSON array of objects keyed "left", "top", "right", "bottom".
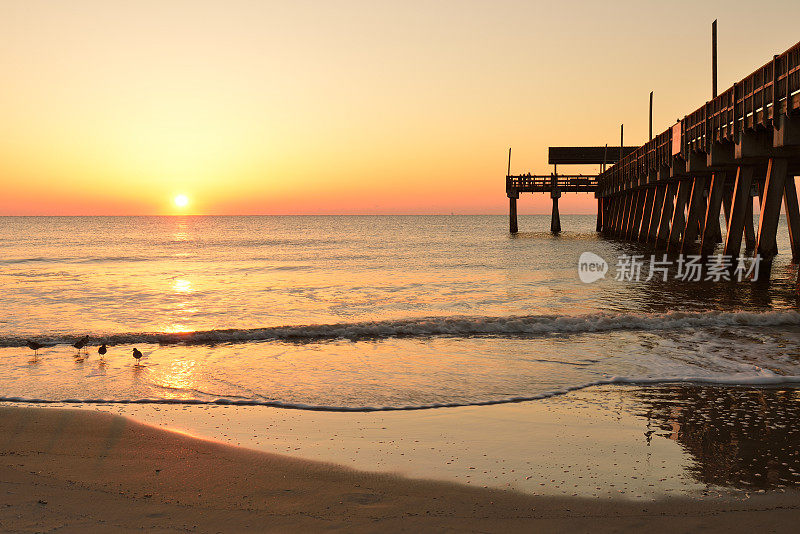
[{"left": 3, "top": 385, "right": 800, "bottom": 533}]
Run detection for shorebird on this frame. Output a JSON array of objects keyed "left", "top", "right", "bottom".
[
  {"left": 73, "top": 335, "right": 90, "bottom": 355},
  {"left": 25, "top": 340, "right": 43, "bottom": 356},
  {"left": 98, "top": 344, "right": 107, "bottom": 357},
  {"left": 132, "top": 347, "right": 143, "bottom": 365}
]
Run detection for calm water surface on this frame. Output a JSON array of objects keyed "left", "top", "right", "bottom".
[{"left": 1, "top": 215, "right": 799, "bottom": 409}]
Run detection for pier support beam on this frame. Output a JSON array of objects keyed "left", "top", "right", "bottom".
[
  {"left": 639, "top": 187, "right": 656, "bottom": 242},
  {"left": 722, "top": 186, "right": 733, "bottom": 228},
  {"left": 614, "top": 196, "right": 625, "bottom": 235},
  {"left": 723, "top": 166, "right": 755, "bottom": 258},
  {"left": 627, "top": 191, "right": 640, "bottom": 240},
  {"left": 608, "top": 197, "right": 619, "bottom": 234},
  {"left": 656, "top": 182, "right": 677, "bottom": 248},
  {"left": 701, "top": 172, "right": 726, "bottom": 256},
  {"left": 744, "top": 195, "right": 756, "bottom": 250},
  {"left": 625, "top": 191, "right": 637, "bottom": 238},
  {"left": 784, "top": 176, "right": 800, "bottom": 261},
  {"left": 648, "top": 184, "right": 667, "bottom": 243},
  {"left": 756, "top": 158, "right": 789, "bottom": 261},
  {"left": 619, "top": 193, "right": 632, "bottom": 237},
  {"left": 668, "top": 179, "right": 691, "bottom": 252},
  {"left": 628, "top": 190, "right": 641, "bottom": 240},
  {"left": 632, "top": 190, "right": 646, "bottom": 240},
  {"left": 625, "top": 191, "right": 637, "bottom": 237},
  {"left": 615, "top": 194, "right": 625, "bottom": 237},
  {"left": 550, "top": 189, "right": 561, "bottom": 234},
  {"left": 596, "top": 198, "right": 603, "bottom": 232},
  {"left": 508, "top": 195, "right": 518, "bottom": 234},
  {"left": 682, "top": 176, "right": 708, "bottom": 254},
  {"left": 712, "top": 207, "right": 723, "bottom": 244}
]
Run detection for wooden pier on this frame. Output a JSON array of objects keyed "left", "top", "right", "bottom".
[
  {"left": 508, "top": 38, "right": 800, "bottom": 277},
  {"left": 596, "top": 39, "right": 800, "bottom": 267}
]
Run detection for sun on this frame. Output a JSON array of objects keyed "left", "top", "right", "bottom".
[{"left": 173, "top": 194, "right": 190, "bottom": 208}]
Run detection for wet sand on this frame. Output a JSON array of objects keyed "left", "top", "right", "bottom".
[
  {"left": 2, "top": 385, "right": 800, "bottom": 532},
  {"left": 35, "top": 384, "right": 800, "bottom": 499}
]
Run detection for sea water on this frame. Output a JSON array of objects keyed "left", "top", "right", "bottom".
[{"left": 1, "top": 215, "right": 799, "bottom": 410}]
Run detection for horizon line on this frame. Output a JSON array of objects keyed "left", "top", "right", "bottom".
[{"left": 0, "top": 212, "right": 600, "bottom": 217}]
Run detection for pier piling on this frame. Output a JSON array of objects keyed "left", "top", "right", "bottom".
[
  {"left": 744, "top": 196, "right": 756, "bottom": 250},
  {"left": 509, "top": 194, "right": 518, "bottom": 234},
  {"left": 596, "top": 198, "right": 603, "bottom": 232},
  {"left": 723, "top": 166, "right": 755, "bottom": 258},
  {"left": 756, "top": 158, "right": 789, "bottom": 261},
  {"left": 668, "top": 180, "right": 690, "bottom": 252},
  {"left": 656, "top": 183, "right": 677, "bottom": 248},
  {"left": 639, "top": 187, "right": 656, "bottom": 241},
  {"left": 701, "top": 172, "right": 727, "bottom": 255},
  {"left": 550, "top": 188, "right": 561, "bottom": 234},
  {"left": 682, "top": 176, "right": 709, "bottom": 254},
  {"left": 648, "top": 184, "right": 667, "bottom": 243},
  {"left": 784, "top": 176, "right": 800, "bottom": 261}
]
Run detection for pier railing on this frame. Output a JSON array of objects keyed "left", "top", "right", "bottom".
[{"left": 506, "top": 174, "right": 598, "bottom": 193}]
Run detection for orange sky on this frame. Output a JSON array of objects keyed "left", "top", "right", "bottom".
[{"left": 1, "top": 0, "right": 799, "bottom": 215}]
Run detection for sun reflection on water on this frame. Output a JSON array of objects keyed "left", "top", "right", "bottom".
[
  {"left": 172, "top": 278, "right": 193, "bottom": 293},
  {"left": 166, "top": 275, "right": 198, "bottom": 333},
  {"left": 156, "top": 359, "right": 200, "bottom": 399},
  {"left": 164, "top": 324, "right": 194, "bottom": 334},
  {"left": 173, "top": 220, "right": 190, "bottom": 242}
]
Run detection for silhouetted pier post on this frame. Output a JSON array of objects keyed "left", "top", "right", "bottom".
[
  {"left": 701, "top": 172, "right": 727, "bottom": 255},
  {"left": 681, "top": 175, "right": 709, "bottom": 254},
  {"left": 647, "top": 183, "right": 667, "bottom": 242},
  {"left": 550, "top": 173, "right": 561, "bottom": 234},
  {"left": 506, "top": 148, "right": 518, "bottom": 234},
  {"left": 784, "top": 175, "right": 800, "bottom": 261},
  {"left": 509, "top": 194, "right": 518, "bottom": 234},
  {"left": 712, "top": 20, "right": 718, "bottom": 98},
  {"left": 668, "top": 179, "right": 690, "bottom": 252},
  {"left": 756, "top": 158, "right": 789, "bottom": 261},
  {"left": 596, "top": 198, "right": 603, "bottom": 231},
  {"left": 655, "top": 182, "right": 677, "bottom": 248},
  {"left": 723, "top": 166, "right": 755, "bottom": 258},
  {"left": 639, "top": 187, "right": 655, "bottom": 242},
  {"left": 744, "top": 197, "right": 756, "bottom": 250}
]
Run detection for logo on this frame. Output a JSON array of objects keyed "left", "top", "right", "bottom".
[{"left": 578, "top": 252, "right": 608, "bottom": 283}]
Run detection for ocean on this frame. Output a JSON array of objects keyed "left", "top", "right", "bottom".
[{"left": 2, "top": 214, "right": 800, "bottom": 410}]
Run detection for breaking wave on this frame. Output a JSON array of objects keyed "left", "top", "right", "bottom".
[{"left": 2, "top": 309, "right": 799, "bottom": 348}]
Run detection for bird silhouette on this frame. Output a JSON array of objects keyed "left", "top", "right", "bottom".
[
  {"left": 132, "top": 347, "right": 143, "bottom": 365},
  {"left": 73, "top": 335, "right": 90, "bottom": 355},
  {"left": 25, "top": 340, "right": 43, "bottom": 356},
  {"left": 98, "top": 344, "right": 107, "bottom": 357}
]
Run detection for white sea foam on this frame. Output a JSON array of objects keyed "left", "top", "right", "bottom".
[{"left": 2, "top": 309, "right": 799, "bottom": 347}]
